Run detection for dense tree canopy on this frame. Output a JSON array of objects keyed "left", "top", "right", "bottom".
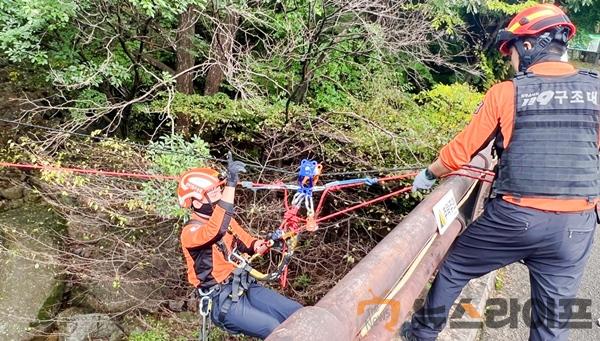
[{"left": 3, "top": 0, "right": 596, "bottom": 138}]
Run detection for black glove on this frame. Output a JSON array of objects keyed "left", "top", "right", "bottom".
[{"left": 226, "top": 151, "right": 246, "bottom": 187}]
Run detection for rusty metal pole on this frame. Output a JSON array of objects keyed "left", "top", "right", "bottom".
[
  {"left": 360, "top": 221, "right": 463, "bottom": 340},
  {"left": 363, "top": 175, "right": 491, "bottom": 340},
  {"left": 267, "top": 152, "right": 492, "bottom": 341}
]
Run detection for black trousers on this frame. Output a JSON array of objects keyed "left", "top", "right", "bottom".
[
  {"left": 210, "top": 281, "right": 302, "bottom": 339},
  {"left": 411, "top": 198, "right": 597, "bottom": 341}
]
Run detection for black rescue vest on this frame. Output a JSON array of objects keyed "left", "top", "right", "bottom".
[{"left": 493, "top": 70, "right": 600, "bottom": 200}]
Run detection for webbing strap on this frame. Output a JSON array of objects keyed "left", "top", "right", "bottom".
[
  {"left": 215, "top": 239, "right": 230, "bottom": 261},
  {"left": 496, "top": 171, "right": 599, "bottom": 182},
  {"left": 230, "top": 267, "right": 254, "bottom": 303},
  {"left": 580, "top": 69, "right": 599, "bottom": 78},
  {"left": 510, "top": 131, "right": 597, "bottom": 143},
  {"left": 217, "top": 270, "right": 255, "bottom": 322},
  {"left": 216, "top": 284, "right": 234, "bottom": 326},
  {"left": 514, "top": 121, "right": 598, "bottom": 130},
  {"left": 498, "top": 159, "right": 596, "bottom": 169},
  {"left": 495, "top": 184, "right": 600, "bottom": 197}
]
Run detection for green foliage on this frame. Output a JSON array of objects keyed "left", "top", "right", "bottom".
[
  {"left": 477, "top": 52, "right": 497, "bottom": 89},
  {"left": 478, "top": 0, "right": 538, "bottom": 15},
  {"left": 425, "top": 0, "right": 467, "bottom": 34},
  {"left": 422, "top": 0, "right": 537, "bottom": 33},
  {"left": 35, "top": 279, "right": 65, "bottom": 321},
  {"left": 127, "top": 317, "right": 256, "bottom": 341},
  {"left": 207, "top": 327, "right": 257, "bottom": 340},
  {"left": 69, "top": 89, "right": 110, "bottom": 123},
  {"left": 310, "top": 59, "right": 360, "bottom": 110},
  {"left": 475, "top": 50, "right": 512, "bottom": 90},
  {"left": 309, "top": 51, "right": 410, "bottom": 111},
  {"left": 310, "top": 59, "right": 365, "bottom": 110},
  {"left": 293, "top": 274, "right": 312, "bottom": 290},
  {"left": 564, "top": 0, "right": 597, "bottom": 12},
  {"left": 0, "top": 0, "right": 77, "bottom": 64},
  {"left": 51, "top": 57, "right": 133, "bottom": 89},
  {"left": 567, "top": 0, "right": 600, "bottom": 35},
  {"left": 129, "top": 325, "right": 171, "bottom": 341},
  {"left": 414, "top": 82, "right": 484, "bottom": 144},
  {"left": 146, "top": 134, "right": 210, "bottom": 176},
  {"left": 140, "top": 92, "right": 290, "bottom": 141},
  {"left": 321, "top": 80, "right": 483, "bottom": 169},
  {"left": 494, "top": 267, "right": 506, "bottom": 291},
  {"left": 140, "top": 134, "right": 211, "bottom": 218},
  {"left": 128, "top": 0, "right": 207, "bottom": 19}
]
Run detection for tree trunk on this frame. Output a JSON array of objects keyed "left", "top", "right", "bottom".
[
  {"left": 204, "top": 10, "right": 239, "bottom": 95},
  {"left": 175, "top": 6, "right": 197, "bottom": 94},
  {"left": 175, "top": 5, "right": 198, "bottom": 136}
]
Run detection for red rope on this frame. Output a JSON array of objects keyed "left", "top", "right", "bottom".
[
  {"left": 376, "top": 173, "right": 419, "bottom": 183},
  {"left": 315, "top": 184, "right": 361, "bottom": 216},
  {"left": 313, "top": 167, "right": 495, "bottom": 225},
  {"left": 448, "top": 172, "right": 494, "bottom": 183},
  {"left": 460, "top": 165, "right": 496, "bottom": 177},
  {"left": 316, "top": 186, "right": 412, "bottom": 224},
  {"left": 314, "top": 172, "right": 418, "bottom": 215},
  {"left": 0, "top": 162, "right": 178, "bottom": 181},
  {"left": 0, "top": 162, "right": 494, "bottom": 226},
  {"left": 445, "top": 166, "right": 495, "bottom": 184}
]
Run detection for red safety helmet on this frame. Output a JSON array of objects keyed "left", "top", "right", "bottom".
[
  {"left": 177, "top": 168, "right": 224, "bottom": 207},
  {"left": 497, "top": 4, "right": 576, "bottom": 56}
]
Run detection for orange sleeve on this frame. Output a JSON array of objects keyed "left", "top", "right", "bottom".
[
  {"left": 230, "top": 219, "right": 258, "bottom": 254},
  {"left": 439, "top": 83, "right": 508, "bottom": 170},
  {"left": 181, "top": 204, "right": 233, "bottom": 248}
]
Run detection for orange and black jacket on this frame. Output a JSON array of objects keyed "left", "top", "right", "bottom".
[
  {"left": 180, "top": 202, "right": 257, "bottom": 288},
  {"left": 439, "top": 61, "right": 598, "bottom": 212}
]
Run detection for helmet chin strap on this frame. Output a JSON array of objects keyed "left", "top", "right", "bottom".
[
  {"left": 192, "top": 196, "right": 216, "bottom": 217},
  {"left": 515, "top": 27, "right": 569, "bottom": 72}
]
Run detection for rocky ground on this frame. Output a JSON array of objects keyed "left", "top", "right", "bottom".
[{"left": 0, "top": 194, "right": 64, "bottom": 340}]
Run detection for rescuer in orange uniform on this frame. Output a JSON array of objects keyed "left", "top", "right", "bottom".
[
  {"left": 404, "top": 4, "right": 599, "bottom": 341},
  {"left": 179, "top": 154, "right": 301, "bottom": 340}
]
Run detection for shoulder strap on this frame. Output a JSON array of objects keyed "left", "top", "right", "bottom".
[
  {"left": 186, "top": 219, "right": 231, "bottom": 260},
  {"left": 513, "top": 71, "right": 530, "bottom": 80},
  {"left": 578, "top": 69, "right": 599, "bottom": 77}
]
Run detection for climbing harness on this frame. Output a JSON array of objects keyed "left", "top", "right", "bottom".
[{"left": 225, "top": 224, "right": 298, "bottom": 286}]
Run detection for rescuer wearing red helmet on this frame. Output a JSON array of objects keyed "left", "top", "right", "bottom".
[
  {"left": 179, "top": 153, "right": 301, "bottom": 340},
  {"left": 405, "top": 4, "right": 599, "bottom": 341}
]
